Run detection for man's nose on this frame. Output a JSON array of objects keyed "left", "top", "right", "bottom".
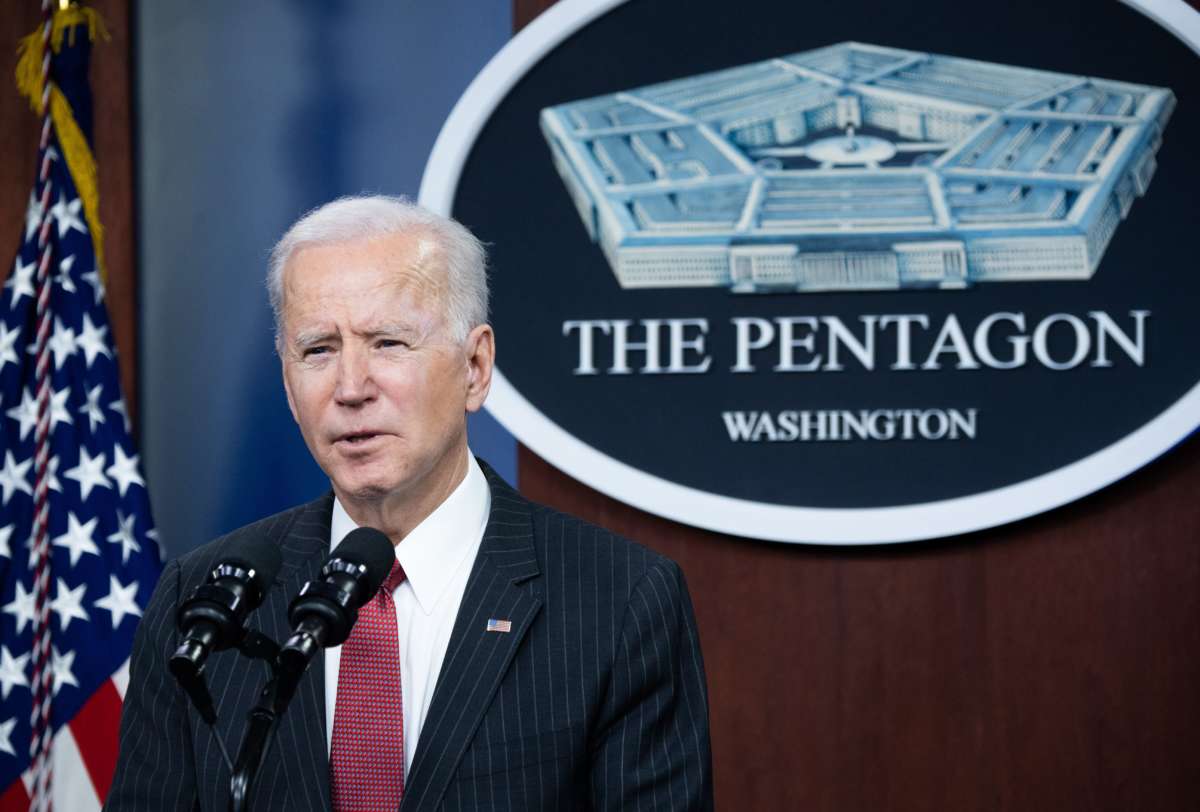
[{"left": 333, "top": 346, "right": 377, "bottom": 406}]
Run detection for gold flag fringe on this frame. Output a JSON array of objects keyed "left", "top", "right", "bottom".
[{"left": 15, "top": 6, "right": 111, "bottom": 282}]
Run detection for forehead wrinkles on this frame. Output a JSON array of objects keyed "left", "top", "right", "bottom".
[
  {"left": 282, "top": 233, "right": 451, "bottom": 333},
  {"left": 373, "top": 233, "right": 452, "bottom": 338},
  {"left": 393, "top": 233, "right": 447, "bottom": 304}
]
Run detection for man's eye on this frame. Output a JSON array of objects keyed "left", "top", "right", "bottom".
[
  {"left": 301, "top": 346, "right": 330, "bottom": 358},
  {"left": 378, "top": 339, "right": 406, "bottom": 349}
]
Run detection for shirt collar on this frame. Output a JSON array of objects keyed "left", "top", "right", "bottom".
[{"left": 329, "top": 452, "right": 491, "bottom": 615}]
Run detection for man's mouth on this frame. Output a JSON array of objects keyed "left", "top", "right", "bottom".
[{"left": 336, "top": 431, "right": 382, "bottom": 446}]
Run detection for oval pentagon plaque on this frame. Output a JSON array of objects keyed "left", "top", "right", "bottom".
[{"left": 421, "top": 0, "right": 1200, "bottom": 543}]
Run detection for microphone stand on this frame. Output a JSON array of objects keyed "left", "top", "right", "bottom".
[
  {"left": 231, "top": 580, "right": 361, "bottom": 809},
  {"left": 171, "top": 627, "right": 282, "bottom": 785},
  {"left": 225, "top": 631, "right": 283, "bottom": 812},
  {"left": 229, "top": 675, "right": 280, "bottom": 812},
  {"left": 227, "top": 537, "right": 387, "bottom": 809}
]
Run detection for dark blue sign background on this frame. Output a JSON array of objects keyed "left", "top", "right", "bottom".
[{"left": 453, "top": 0, "right": 1199, "bottom": 509}]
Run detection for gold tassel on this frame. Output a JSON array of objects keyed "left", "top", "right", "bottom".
[
  {"left": 14, "top": 29, "right": 46, "bottom": 114},
  {"left": 14, "top": 6, "right": 110, "bottom": 282},
  {"left": 49, "top": 88, "right": 106, "bottom": 282},
  {"left": 49, "top": 6, "right": 110, "bottom": 54},
  {"left": 16, "top": 7, "right": 109, "bottom": 115}
]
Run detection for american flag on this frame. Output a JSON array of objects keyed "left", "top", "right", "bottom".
[
  {"left": 0, "top": 8, "right": 162, "bottom": 810},
  {"left": 486, "top": 618, "right": 512, "bottom": 633}
]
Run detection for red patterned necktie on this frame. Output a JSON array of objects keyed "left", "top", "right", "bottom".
[{"left": 330, "top": 559, "right": 407, "bottom": 811}]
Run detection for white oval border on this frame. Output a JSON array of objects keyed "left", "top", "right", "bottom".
[{"left": 421, "top": 0, "right": 1200, "bottom": 544}]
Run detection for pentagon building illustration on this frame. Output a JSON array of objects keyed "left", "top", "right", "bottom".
[{"left": 540, "top": 43, "right": 1174, "bottom": 293}]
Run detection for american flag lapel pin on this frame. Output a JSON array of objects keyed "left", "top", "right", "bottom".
[{"left": 486, "top": 618, "right": 513, "bottom": 633}]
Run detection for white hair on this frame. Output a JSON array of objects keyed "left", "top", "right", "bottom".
[{"left": 268, "top": 195, "right": 489, "bottom": 347}]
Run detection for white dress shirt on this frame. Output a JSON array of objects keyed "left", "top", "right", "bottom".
[{"left": 324, "top": 453, "right": 491, "bottom": 776}]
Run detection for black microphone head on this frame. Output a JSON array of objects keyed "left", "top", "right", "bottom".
[
  {"left": 329, "top": 527, "right": 395, "bottom": 596},
  {"left": 218, "top": 534, "right": 284, "bottom": 597},
  {"left": 276, "top": 527, "right": 395, "bottom": 709},
  {"left": 172, "top": 534, "right": 285, "bottom": 699}
]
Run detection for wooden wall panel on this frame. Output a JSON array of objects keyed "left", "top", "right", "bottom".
[
  {"left": 513, "top": 1, "right": 1200, "bottom": 809},
  {"left": 0, "top": 7, "right": 43, "bottom": 304},
  {"left": 89, "top": 0, "right": 137, "bottom": 423},
  {"left": 519, "top": 439, "right": 1200, "bottom": 810},
  {"left": 1, "top": 0, "right": 138, "bottom": 420}
]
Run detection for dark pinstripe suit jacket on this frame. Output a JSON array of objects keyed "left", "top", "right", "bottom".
[{"left": 107, "top": 464, "right": 713, "bottom": 810}]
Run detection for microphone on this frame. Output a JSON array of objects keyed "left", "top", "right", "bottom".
[
  {"left": 274, "top": 527, "right": 394, "bottom": 712},
  {"left": 168, "top": 536, "right": 283, "bottom": 723}
]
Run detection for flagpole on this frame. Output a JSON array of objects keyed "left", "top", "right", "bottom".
[{"left": 28, "top": 1, "right": 60, "bottom": 808}]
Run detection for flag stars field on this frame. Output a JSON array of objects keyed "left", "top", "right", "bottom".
[
  {"left": 52, "top": 513, "right": 101, "bottom": 567},
  {"left": 50, "top": 194, "right": 86, "bottom": 239},
  {"left": 93, "top": 576, "right": 141, "bottom": 628},
  {"left": 108, "top": 398, "right": 130, "bottom": 433},
  {"left": 1, "top": 582, "right": 35, "bottom": 635},
  {"left": 49, "top": 578, "right": 89, "bottom": 631},
  {"left": 0, "top": 322, "right": 19, "bottom": 371},
  {"left": 55, "top": 254, "right": 76, "bottom": 294},
  {"left": 76, "top": 314, "right": 111, "bottom": 367},
  {"left": 106, "top": 511, "right": 140, "bottom": 564},
  {"left": 79, "top": 383, "right": 106, "bottom": 431},
  {"left": 23, "top": 190, "right": 44, "bottom": 243},
  {"left": 106, "top": 446, "right": 145, "bottom": 497},
  {"left": 0, "top": 648, "right": 29, "bottom": 700},
  {"left": 49, "top": 647, "right": 78, "bottom": 697},
  {"left": 49, "top": 385, "right": 72, "bottom": 430},
  {"left": 0, "top": 718, "right": 16, "bottom": 757},
  {"left": 4, "top": 258, "right": 35, "bottom": 307},
  {"left": 47, "top": 456, "right": 62, "bottom": 493},
  {"left": 47, "top": 317, "right": 78, "bottom": 370},
  {"left": 5, "top": 389, "right": 37, "bottom": 440},
  {"left": 0, "top": 451, "right": 32, "bottom": 505},
  {"left": 63, "top": 447, "right": 111, "bottom": 501},
  {"left": 79, "top": 267, "right": 103, "bottom": 306},
  {"left": 1, "top": 17, "right": 163, "bottom": 805}
]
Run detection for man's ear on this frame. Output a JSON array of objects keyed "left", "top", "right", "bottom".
[{"left": 464, "top": 323, "right": 495, "bottom": 413}]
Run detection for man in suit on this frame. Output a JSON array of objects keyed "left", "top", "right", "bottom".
[{"left": 107, "top": 196, "right": 713, "bottom": 810}]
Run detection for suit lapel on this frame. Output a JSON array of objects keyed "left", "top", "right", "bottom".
[
  {"left": 401, "top": 470, "right": 542, "bottom": 811},
  {"left": 256, "top": 494, "right": 334, "bottom": 811}
]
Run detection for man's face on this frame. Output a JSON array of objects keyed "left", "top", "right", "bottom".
[{"left": 279, "top": 232, "right": 491, "bottom": 515}]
